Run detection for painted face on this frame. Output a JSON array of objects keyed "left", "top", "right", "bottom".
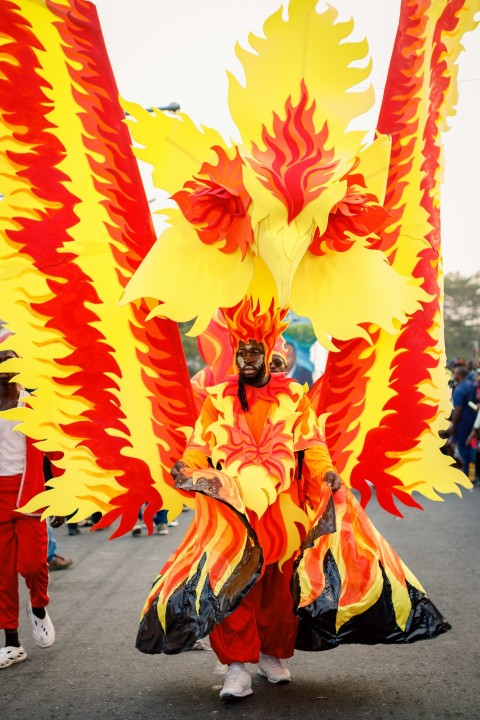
[
  {"left": 269, "top": 353, "right": 287, "bottom": 373},
  {"left": 236, "top": 340, "right": 267, "bottom": 383}
]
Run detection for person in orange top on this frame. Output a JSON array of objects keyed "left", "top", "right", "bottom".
[{"left": 172, "top": 333, "right": 341, "bottom": 699}]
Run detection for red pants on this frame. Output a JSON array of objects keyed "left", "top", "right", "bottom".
[
  {"left": 210, "top": 558, "right": 299, "bottom": 664},
  {"left": 0, "top": 475, "right": 49, "bottom": 630}
]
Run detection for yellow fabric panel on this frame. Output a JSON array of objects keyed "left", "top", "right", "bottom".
[
  {"left": 122, "top": 212, "right": 255, "bottom": 335},
  {"left": 290, "top": 241, "right": 428, "bottom": 351},
  {"left": 228, "top": 0, "right": 374, "bottom": 155}
]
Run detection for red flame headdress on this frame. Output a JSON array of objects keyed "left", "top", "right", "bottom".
[{"left": 222, "top": 298, "right": 289, "bottom": 363}]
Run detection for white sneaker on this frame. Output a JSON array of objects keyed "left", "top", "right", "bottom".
[
  {"left": 26, "top": 603, "right": 55, "bottom": 648},
  {"left": 219, "top": 662, "right": 253, "bottom": 700},
  {"left": 0, "top": 645, "right": 27, "bottom": 669},
  {"left": 258, "top": 653, "right": 291, "bottom": 683}
]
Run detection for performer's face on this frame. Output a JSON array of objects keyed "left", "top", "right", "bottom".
[{"left": 236, "top": 340, "right": 267, "bottom": 384}]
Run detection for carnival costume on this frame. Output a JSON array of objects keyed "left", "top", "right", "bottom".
[{"left": 1, "top": 0, "right": 478, "bottom": 673}]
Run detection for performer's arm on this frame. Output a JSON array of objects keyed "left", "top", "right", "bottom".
[
  {"left": 304, "top": 445, "right": 341, "bottom": 492},
  {"left": 294, "top": 394, "right": 341, "bottom": 493},
  {"left": 466, "top": 409, "right": 480, "bottom": 446},
  {"left": 171, "top": 397, "right": 217, "bottom": 484}
]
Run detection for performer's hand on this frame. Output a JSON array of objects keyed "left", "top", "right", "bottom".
[
  {"left": 324, "top": 471, "right": 341, "bottom": 493},
  {"left": 171, "top": 460, "right": 189, "bottom": 488},
  {"left": 49, "top": 516, "right": 65, "bottom": 529}
]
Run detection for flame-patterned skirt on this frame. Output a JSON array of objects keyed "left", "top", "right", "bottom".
[{"left": 136, "top": 474, "right": 450, "bottom": 654}]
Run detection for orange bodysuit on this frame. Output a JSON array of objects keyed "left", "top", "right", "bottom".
[{"left": 181, "top": 375, "right": 336, "bottom": 663}]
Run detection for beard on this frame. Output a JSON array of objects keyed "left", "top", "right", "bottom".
[{"left": 237, "top": 362, "right": 268, "bottom": 411}]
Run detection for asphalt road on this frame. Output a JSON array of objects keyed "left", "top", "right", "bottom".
[{"left": 2, "top": 486, "right": 479, "bottom": 720}]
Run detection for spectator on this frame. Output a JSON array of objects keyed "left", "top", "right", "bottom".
[
  {"left": 132, "top": 506, "right": 175, "bottom": 536},
  {"left": 444, "top": 364, "right": 477, "bottom": 476},
  {"left": 0, "top": 336, "right": 62, "bottom": 669},
  {"left": 284, "top": 341, "right": 313, "bottom": 386},
  {"left": 466, "top": 403, "right": 480, "bottom": 485},
  {"left": 43, "top": 458, "right": 72, "bottom": 571},
  {"left": 269, "top": 353, "right": 287, "bottom": 374},
  {"left": 47, "top": 523, "right": 72, "bottom": 571}
]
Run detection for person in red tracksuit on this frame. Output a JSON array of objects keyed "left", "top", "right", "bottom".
[{"left": 0, "top": 335, "right": 63, "bottom": 670}]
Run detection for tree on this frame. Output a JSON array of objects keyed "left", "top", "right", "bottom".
[
  {"left": 443, "top": 272, "right": 480, "bottom": 362},
  {"left": 178, "top": 321, "right": 205, "bottom": 377}
]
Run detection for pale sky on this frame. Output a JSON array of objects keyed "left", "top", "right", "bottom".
[{"left": 94, "top": 0, "right": 480, "bottom": 277}]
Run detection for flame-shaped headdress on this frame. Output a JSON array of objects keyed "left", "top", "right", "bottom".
[{"left": 223, "top": 298, "right": 288, "bottom": 363}]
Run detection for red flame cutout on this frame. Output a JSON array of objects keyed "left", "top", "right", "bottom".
[{"left": 249, "top": 80, "right": 339, "bottom": 223}]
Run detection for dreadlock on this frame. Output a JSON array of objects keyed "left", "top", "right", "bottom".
[{"left": 238, "top": 378, "right": 249, "bottom": 412}]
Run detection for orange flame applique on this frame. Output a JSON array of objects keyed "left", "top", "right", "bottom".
[
  {"left": 249, "top": 80, "right": 339, "bottom": 223},
  {"left": 218, "top": 417, "right": 295, "bottom": 490},
  {"left": 223, "top": 297, "right": 288, "bottom": 361},
  {"left": 309, "top": 333, "right": 378, "bottom": 478},
  {"left": 196, "top": 309, "right": 234, "bottom": 381},
  {"left": 172, "top": 146, "right": 253, "bottom": 259},
  {"left": 141, "top": 490, "right": 262, "bottom": 638}
]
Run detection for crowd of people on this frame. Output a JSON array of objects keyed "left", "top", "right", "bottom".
[{"left": 441, "top": 357, "right": 480, "bottom": 483}]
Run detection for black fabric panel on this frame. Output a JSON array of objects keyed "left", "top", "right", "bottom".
[
  {"left": 136, "top": 530, "right": 262, "bottom": 655},
  {"left": 295, "top": 553, "right": 451, "bottom": 651},
  {"left": 294, "top": 549, "right": 343, "bottom": 651}
]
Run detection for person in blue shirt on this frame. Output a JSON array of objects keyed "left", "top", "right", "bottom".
[
  {"left": 284, "top": 341, "right": 313, "bottom": 387},
  {"left": 445, "top": 364, "right": 477, "bottom": 476}
]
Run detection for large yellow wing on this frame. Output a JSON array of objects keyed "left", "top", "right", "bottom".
[
  {"left": 311, "top": 0, "right": 478, "bottom": 514},
  {"left": 0, "top": 0, "right": 196, "bottom": 535}
]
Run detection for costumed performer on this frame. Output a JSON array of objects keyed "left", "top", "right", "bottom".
[{"left": 136, "top": 300, "right": 450, "bottom": 701}]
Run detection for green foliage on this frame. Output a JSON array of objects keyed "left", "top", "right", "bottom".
[
  {"left": 283, "top": 322, "right": 316, "bottom": 347},
  {"left": 444, "top": 272, "right": 480, "bottom": 362},
  {"left": 178, "top": 321, "right": 205, "bottom": 377}
]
